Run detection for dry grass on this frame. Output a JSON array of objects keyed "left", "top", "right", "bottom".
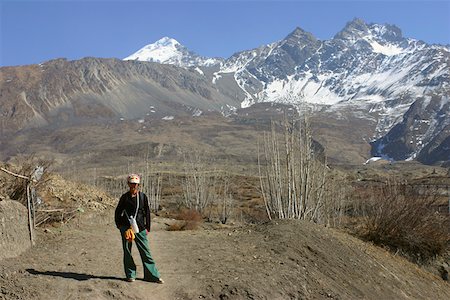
[
  {"left": 357, "top": 181, "right": 450, "bottom": 262},
  {"left": 166, "top": 209, "right": 203, "bottom": 231}
]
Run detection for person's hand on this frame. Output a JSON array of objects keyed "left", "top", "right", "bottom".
[
  {"left": 146, "top": 229, "right": 149, "bottom": 235},
  {"left": 125, "top": 228, "right": 135, "bottom": 241}
]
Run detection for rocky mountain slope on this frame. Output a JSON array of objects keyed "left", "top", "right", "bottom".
[
  {"left": 0, "top": 57, "right": 239, "bottom": 134},
  {"left": 128, "top": 18, "right": 449, "bottom": 165},
  {"left": 372, "top": 93, "right": 450, "bottom": 164}
]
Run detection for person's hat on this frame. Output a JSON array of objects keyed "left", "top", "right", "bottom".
[{"left": 127, "top": 174, "right": 140, "bottom": 184}]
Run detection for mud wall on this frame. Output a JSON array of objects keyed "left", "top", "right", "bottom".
[{"left": 0, "top": 200, "right": 32, "bottom": 260}]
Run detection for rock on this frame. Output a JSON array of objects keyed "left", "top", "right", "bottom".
[{"left": 439, "top": 265, "right": 449, "bottom": 281}]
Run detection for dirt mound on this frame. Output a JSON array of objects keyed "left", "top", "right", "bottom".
[
  {"left": 0, "top": 163, "right": 116, "bottom": 224},
  {"left": 0, "top": 213, "right": 448, "bottom": 300},
  {"left": 42, "top": 174, "right": 116, "bottom": 210},
  {"left": 183, "top": 220, "right": 450, "bottom": 299},
  {"left": 0, "top": 200, "right": 31, "bottom": 261}
]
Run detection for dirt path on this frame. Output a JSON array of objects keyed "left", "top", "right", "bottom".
[
  {"left": 0, "top": 211, "right": 203, "bottom": 300},
  {"left": 1, "top": 210, "right": 449, "bottom": 300}
]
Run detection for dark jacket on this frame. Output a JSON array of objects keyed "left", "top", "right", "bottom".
[{"left": 114, "top": 191, "right": 151, "bottom": 232}]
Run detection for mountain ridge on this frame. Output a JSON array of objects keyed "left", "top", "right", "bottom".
[
  {"left": 1, "top": 18, "right": 449, "bottom": 165},
  {"left": 125, "top": 18, "right": 449, "bottom": 164},
  {"left": 0, "top": 57, "right": 240, "bottom": 134}
]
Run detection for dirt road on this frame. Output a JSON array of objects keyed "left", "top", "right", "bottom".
[
  {"left": 1, "top": 210, "right": 449, "bottom": 300},
  {"left": 0, "top": 211, "right": 202, "bottom": 300}
]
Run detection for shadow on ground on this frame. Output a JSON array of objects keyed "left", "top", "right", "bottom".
[{"left": 26, "top": 268, "right": 124, "bottom": 281}]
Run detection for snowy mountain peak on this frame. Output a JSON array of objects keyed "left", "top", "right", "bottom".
[
  {"left": 369, "top": 23, "right": 403, "bottom": 42},
  {"left": 283, "top": 27, "right": 318, "bottom": 44},
  {"left": 124, "top": 36, "right": 183, "bottom": 64},
  {"left": 334, "top": 18, "right": 370, "bottom": 41},
  {"left": 335, "top": 18, "right": 404, "bottom": 45},
  {"left": 124, "top": 37, "right": 222, "bottom": 68},
  {"left": 154, "top": 36, "right": 180, "bottom": 47}
]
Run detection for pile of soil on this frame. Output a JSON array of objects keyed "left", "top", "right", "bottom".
[
  {"left": 41, "top": 174, "right": 116, "bottom": 210},
  {"left": 0, "top": 209, "right": 448, "bottom": 300}
]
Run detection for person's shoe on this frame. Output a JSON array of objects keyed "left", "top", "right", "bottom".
[
  {"left": 126, "top": 278, "right": 136, "bottom": 282},
  {"left": 155, "top": 278, "right": 164, "bottom": 284}
]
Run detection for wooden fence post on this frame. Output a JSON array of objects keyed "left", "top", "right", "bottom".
[
  {"left": 1, "top": 166, "right": 43, "bottom": 247},
  {"left": 26, "top": 183, "right": 35, "bottom": 246}
]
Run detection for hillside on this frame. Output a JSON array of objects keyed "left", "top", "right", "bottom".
[
  {"left": 0, "top": 210, "right": 449, "bottom": 300},
  {"left": 0, "top": 57, "right": 240, "bottom": 133}
]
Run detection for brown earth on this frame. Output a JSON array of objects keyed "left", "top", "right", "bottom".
[
  {"left": 1, "top": 160, "right": 449, "bottom": 299},
  {"left": 0, "top": 104, "right": 377, "bottom": 174},
  {"left": 1, "top": 207, "right": 449, "bottom": 300}
]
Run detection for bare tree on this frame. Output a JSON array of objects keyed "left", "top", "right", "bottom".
[
  {"left": 140, "top": 145, "right": 162, "bottom": 212},
  {"left": 216, "top": 170, "right": 235, "bottom": 224},
  {"left": 319, "top": 174, "right": 349, "bottom": 227},
  {"left": 143, "top": 171, "right": 162, "bottom": 212},
  {"left": 258, "top": 114, "right": 339, "bottom": 223},
  {"left": 181, "top": 152, "right": 217, "bottom": 215}
]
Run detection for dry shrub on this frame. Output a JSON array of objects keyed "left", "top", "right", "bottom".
[
  {"left": 359, "top": 181, "right": 449, "bottom": 262},
  {"left": 239, "top": 206, "right": 270, "bottom": 224},
  {"left": 6, "top": 156, "right": 52, "bottom": 205},
  {"left": 166, "top": 221, "right": 188, "bottom": 231},
  {"left": 167, "top": 209, "right": 202, "bottom": 231}
]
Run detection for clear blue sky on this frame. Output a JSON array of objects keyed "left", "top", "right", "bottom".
[{"left": 1, "top": 0, "right": 449, "bottom": 67}]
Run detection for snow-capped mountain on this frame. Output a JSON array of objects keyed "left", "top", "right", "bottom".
[
  {"left": 126, "top": 18, "right": 449, "bottom": 164},
  {"left": 1, "top": 19, "right": 448, "bottom": 165},
  {"left": 124, "top": 37, "right": 222, "bottom": 68},
  {"left": 216, "top": 19, "right": 448, "bottom": 110}
]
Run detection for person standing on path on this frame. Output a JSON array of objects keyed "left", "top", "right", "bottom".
[{"left": 114, "top": 173, "right": 163, "bottom": 283}]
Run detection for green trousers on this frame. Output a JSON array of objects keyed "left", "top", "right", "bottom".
[{"left": 119, "top": 227, "right": 161, "bottom": 281}]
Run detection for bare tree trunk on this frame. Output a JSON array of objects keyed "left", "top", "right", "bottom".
[
  {"left": 258, "top": 113, "right": 341, "bottom": 225},
  {"left": 182, "top": 152, "right": 217, "bottom": 215},
  {"left": 258, "top": 139, "right": 273, "bottom": 220}
]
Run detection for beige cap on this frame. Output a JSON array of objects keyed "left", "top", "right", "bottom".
[{"left": 127, "top": 174, "right": 140, "bottom": 184}]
